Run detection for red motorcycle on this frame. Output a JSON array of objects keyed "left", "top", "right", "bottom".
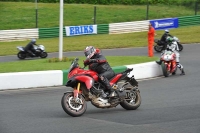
[
  {"left": 61, "top": 58, "right": 141, "bottom": 117},
  {"left": 160, "top": 50, "right": 177, "bottom": 77}
]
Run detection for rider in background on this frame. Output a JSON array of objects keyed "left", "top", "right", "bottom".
[
  {"left": 160, "top": 29, "right": 173, "bottom": 51},
  {"left": 156, "top": 37, "right": 185, "bottom": 75},
  {"left": 25, "top": 39, "right": 37, "bottom": 57},
  {"left": 83, "top": 46, "right": 116, "bottom": 98}
]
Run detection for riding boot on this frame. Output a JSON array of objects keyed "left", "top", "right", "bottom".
[
  {"left": 155, "top": 59, "right": 162, "bottom": 65},
  {"left": 180, "top": 68, "right": 185, "bottom": 75},
  {"left": 177, "top": 62, "right": 185, "bottom": 75},
  {"left": 28, "top": 50, "right": 35, "bottom": 57},
  {"left": 101, "top": 76, "right": 115, "bottom": 98}
]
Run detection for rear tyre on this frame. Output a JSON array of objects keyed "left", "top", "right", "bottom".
[
  {"left": 178, "top": 43, "right": 183, "bottom": 52},
  {"left": 17, "top": 51, "right": 26, "bottom": 59},
  {"left": 61, "top": 92, "right": 87, "bottom": 117},
  {"left": 120, "top": 89, "right": 141, "bottom": 110},
  {"left": 172, "top": 72, "right": 176, "bottom": 75},
  {"left": 154, "top": 45, "right": 162, "bottom": 52},
  {"left": 161, "top": 62, "right": 170, "bottom": 77},
  {"left": 40, "top": 52, "right": 48, "bottom": 58}
]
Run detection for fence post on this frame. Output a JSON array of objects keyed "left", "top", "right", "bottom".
[
  {"left": 35, "top": 0, "right": 38, "bottom": 28},
  {"left": 195, "top": 1, "right": 198, "bottom": 15},
  {"left": 94, "top": 6, "right": 96, "bottom": 24},
  {"left": 146, "top": 0, "right": 149, "bottom": 20}
]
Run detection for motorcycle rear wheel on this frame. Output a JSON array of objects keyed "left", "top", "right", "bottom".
[
  {"left": 154, "top": 45, "right": 162, "bottom": 52},
  {"left": 120, "top": 89, "right": 141, "bottom": 110},
  {"left": 178, "top": 43, "right": 183, "bottom": 52},
  {"left": 161, "top": 62, "right": 170, "bottom": 77},
  {"left": 40, "top": 52, "right": 48, "bottom": 58},
  {"left": 61, "top": 92, "right": 87, "bottom": 117},
  {"left": 17, "top": 51, "right": 26, "bottom": 59}
]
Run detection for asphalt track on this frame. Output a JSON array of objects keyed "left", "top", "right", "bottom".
[
  {"left": 0, "top": 44, "right": 200, "bottom": 133},
  {"left": 1, "top": 46, "right": 153, "bottom": 62}
]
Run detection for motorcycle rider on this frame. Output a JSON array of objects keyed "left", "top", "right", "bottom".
[
  {"left": 156, "top": 37, "right": 185, "bottom": 75},
  {"left": 83, "top": 46, "right": 116, "bottom": 98},
  {"left": 160, "top": 29, "right": 173, "bottom": 50},
  {"left": 25, "top": 39, "right": 37, "bottom": 57}
]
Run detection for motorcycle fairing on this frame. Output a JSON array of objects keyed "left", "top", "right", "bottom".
[
  {"left": 17, "top": 46, "right": 25, "bottom": 51},
  {"left": 75, "top": 75, "right": 94, "bottom": 89},
  {"left": 66, "top": 75, "right": 94, "bottom": 89},
  {"left": 110, "top": 74, "right": 123, "bottom": 86},
  {"left": 109, "top": 68, "right": 134, "bottom": 86}
]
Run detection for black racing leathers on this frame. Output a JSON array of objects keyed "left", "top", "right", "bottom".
[
  {"left": 84, "top": 52, "right": 115, "bottom": 95},
  {"left": 25, "top": 41, "right": 36, "bottom": 56},
  {"left": 88, "top": 54, "right": 115, "bottom": 80},
  {"left": 160, "top": 33, "right": 173, "bottom": 51}
]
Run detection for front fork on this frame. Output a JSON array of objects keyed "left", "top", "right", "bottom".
[
  {"left": 166, "top": 62, "right": 171, "bottom": 72},
  {"left": 171, "top": 61, "right": 176, "bottom": 72},
  {"left": 73, "top": 83, "right": 82, "bottom": 103}
]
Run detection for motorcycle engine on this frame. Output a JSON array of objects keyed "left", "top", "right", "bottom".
[{"left": 90, "top": 86, "right": 105, "bottom": 97}]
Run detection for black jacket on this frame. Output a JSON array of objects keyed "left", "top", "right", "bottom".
[
  {"left": 161, "top": 33, "right": 173, "bottom": 42},
  {"left": 25, "top": 41, "right": 36, "bottom": 51},
  {"left": 87, "top": 52, "right": 115, "bottom": 80}
]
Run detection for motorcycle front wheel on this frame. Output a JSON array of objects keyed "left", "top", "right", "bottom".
[
  {"left": 120, "top": 88, "right": 141, "bottom": 110},
  {"left": 17, "top": 51, "right": 26, "bottom": 59},
  {"left": 161, "top": 62, "right": 170, "bottom": 77},
  {"left": 40, "top": 52, "right": 48, "bottom": 58},
  {"left": 61, "top": 92, "right": 87, "bottom": 117}
]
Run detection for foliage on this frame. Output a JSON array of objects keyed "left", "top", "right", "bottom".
[
  {"left": 48, "top": 57, "right": 74, "bottom": 63},
  {"left": 0, "top": 0, "right": 199, "bottom": 5}
]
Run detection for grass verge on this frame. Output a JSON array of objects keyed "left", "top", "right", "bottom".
[
  {"left": 0, "top": 2, "right": 198, "bottom": 30},
  {"left": 0, "top": 25, "right": 200, "bottom": 56},
  {"left": 0, "top": 56, "right": 158, "bottom": 73}
]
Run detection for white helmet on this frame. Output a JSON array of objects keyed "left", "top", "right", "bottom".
[
  {"left": 31, "top": 39, "right": 36, "bottom": 43},
  {"left": 84, "top": 46, "right": 96, "bottom": 59},
  {"left": 165, "top": 29, "right": 169, "bottom": 33}
]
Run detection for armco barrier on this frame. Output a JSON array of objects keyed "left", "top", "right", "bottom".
[
  {"left": 0, "top": 62, "right": 163, "bottom": 90},
  {"left": 0, "top": 15, "right": 199, "bottom": 42},
  {"left": 39, "top": 27, "right": 66, "bottom": 38},
  {"left": 109, "top": 20, "right": 149, "bottom": 34},
  {"left": 0, "top": 28, "right": 38, "bottom": 42},
  {"left": 97, "top": 24, "right": 109, "bottom": 34},
  {"left": 178, "top": 15, "right": 200, "bottom": 27}
]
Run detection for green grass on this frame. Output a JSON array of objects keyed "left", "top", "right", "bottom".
[
  {"left": 0, "top": 2, "right": 199, "bottom": 74},
  {"left": 0, "top": 56, "right": 158, "bottom": 73},
  {"left": 1, "top": 25, "right": 200, "bottom": 56},
  {"left": 0, "top": 2, "right": 198, "bottom": 30}
]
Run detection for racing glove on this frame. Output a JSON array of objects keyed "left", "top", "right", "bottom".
[{"left": 83, "top": 59, "right": 97, "bottom": 66}]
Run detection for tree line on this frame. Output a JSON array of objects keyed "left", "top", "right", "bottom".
[{"left": 2, "top": 0, "right": 199, "bottom": 5}]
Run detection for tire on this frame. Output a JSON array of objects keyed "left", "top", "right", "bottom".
[
  {"left": 172, "top": 71, "right": 176, "bottom": 75},
  {"left": 172, "top": 67, "right": 177, "bottom": 75},
  {"left": 40, "top": 52, "right": 48, "bottom": 58},
  {"left": 154, "top": 45, "right": 162, "bottom": 52},
  {"left": 120, "top": 89, "right": 141, "bottom": 110},
  {"left": 178, "top": 43, "right": 183, "bottom": 52},
  {"left": 61, "top": 92, "right": 87, "bottom": 117},
  {"left": 17, "top": 51, "right": 26, "bottom": 59},
  {"left": 161, "top": 62, "right": 170, "bottom": 77}
]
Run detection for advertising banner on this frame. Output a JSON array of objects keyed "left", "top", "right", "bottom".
[
  {"left": 150, "top": 18, "right": 178, "bottom": 30},
  {"left": 65, "top": 25, "right": 97, "bottom": 36}
]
